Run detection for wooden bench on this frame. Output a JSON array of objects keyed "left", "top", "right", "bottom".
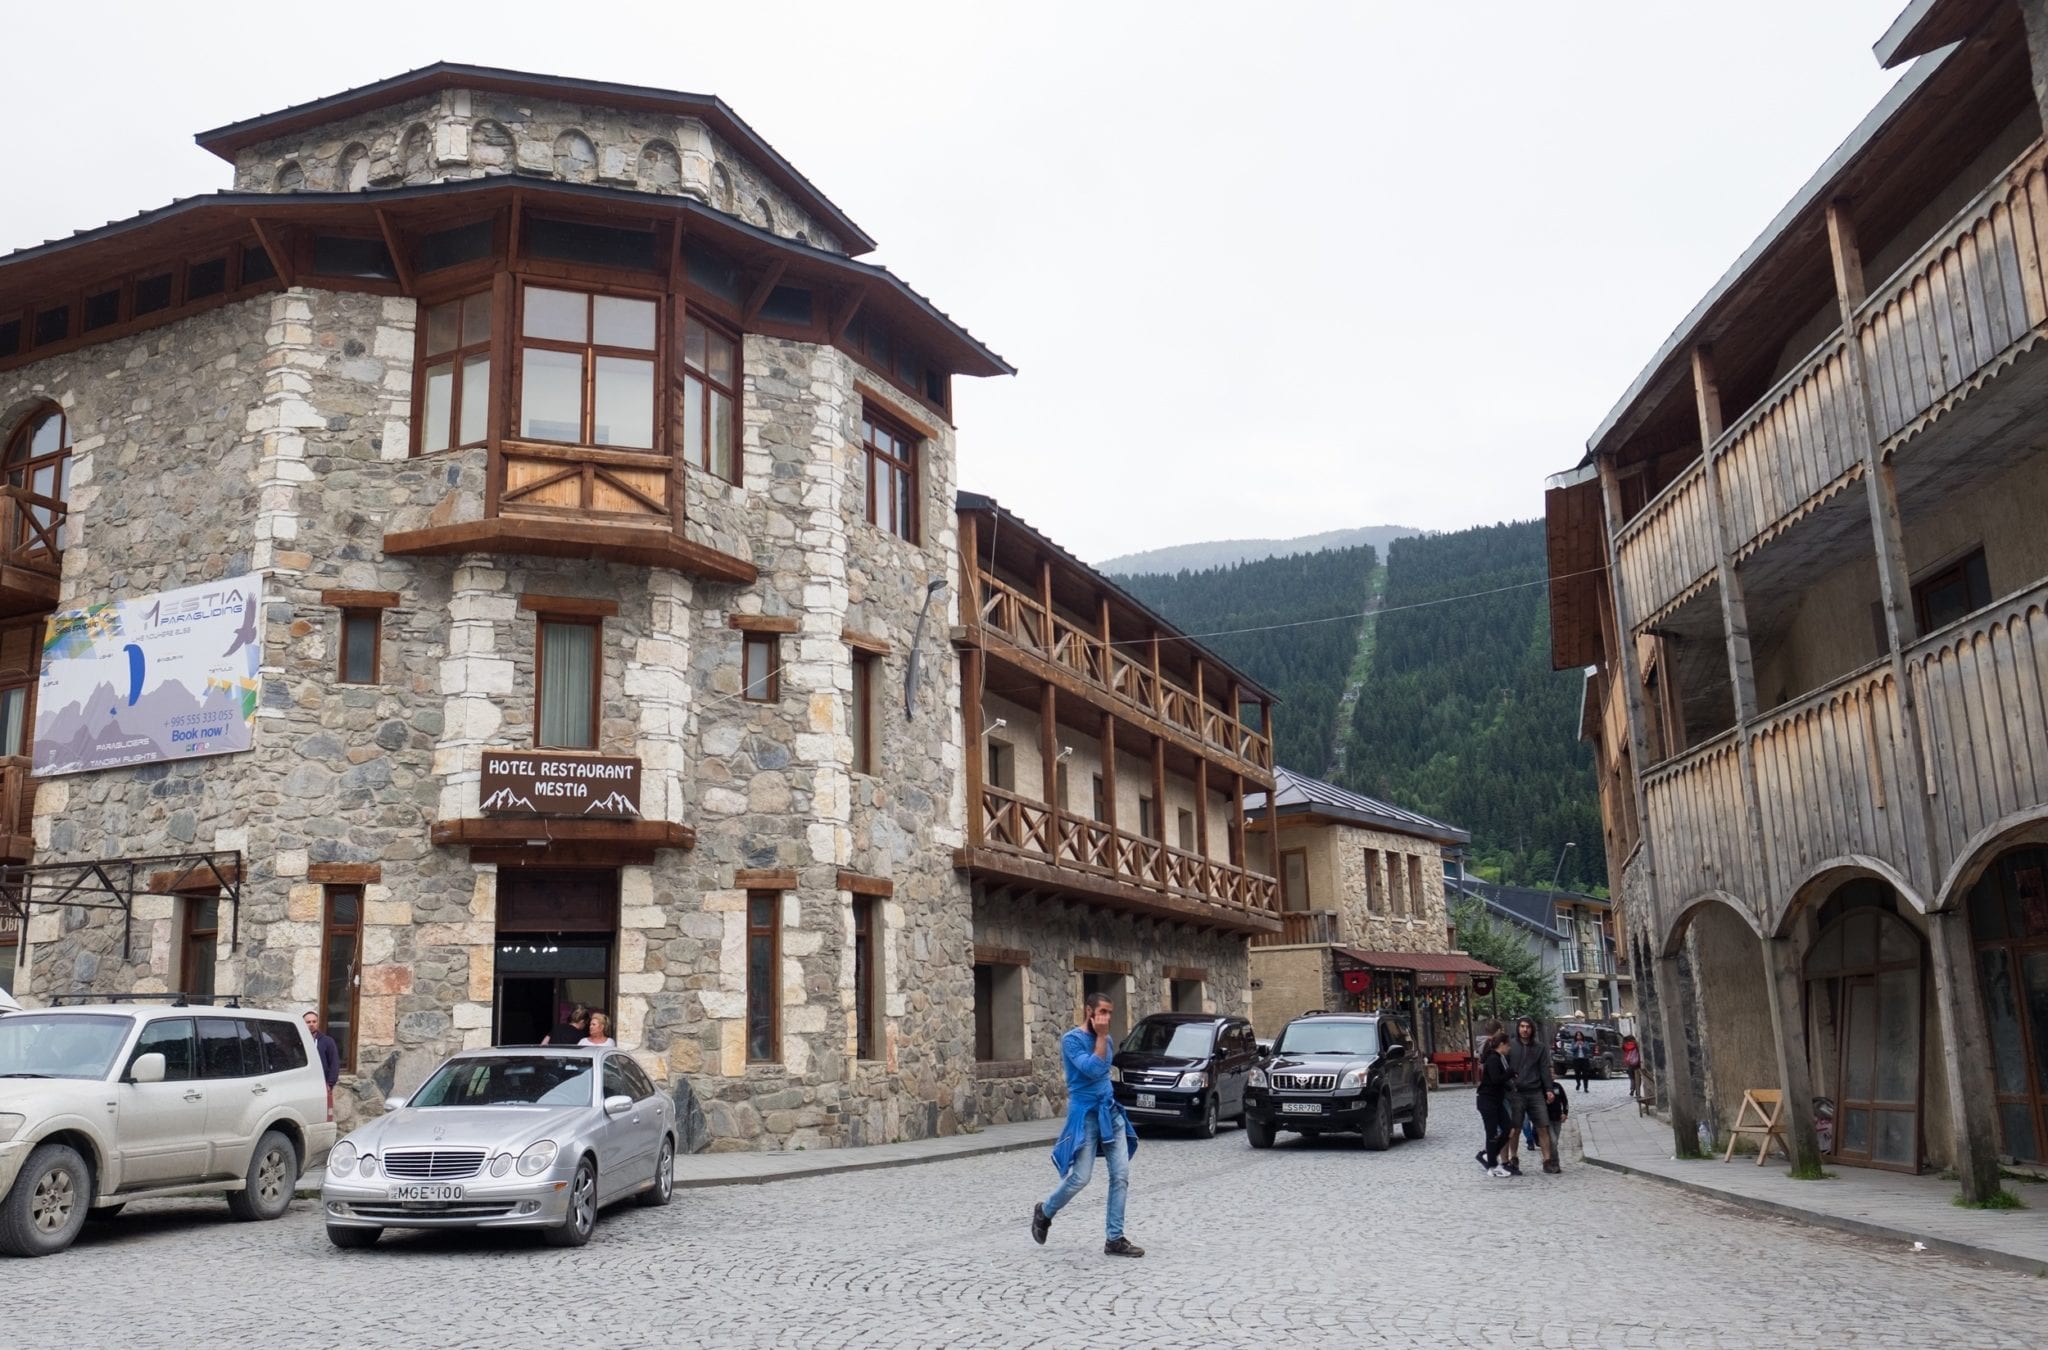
[{"left": 1723, "top": 1088, "right": 1789, "bottom": 1165}]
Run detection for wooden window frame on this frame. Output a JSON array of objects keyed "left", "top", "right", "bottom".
[
  {"left": 180, "top": 894, "right": 220, "bottom": 996},
  {"left": 742, "top": 631, "right": 781, "bottom": 703},
  {"left": 746, "top": 890, "right": 781, "bottom": 1064},
  {"left": 985, "top": 739, "right": 1014, "bottom": 792},
  {"left": 513, "top": 281, "right": 664, "bottom": 454},
  {"left": 861, "top": 403, "right": 920, "bottom": 543},
  {"left": 850, "top": 649, "right": 877, "bottom": 776},
  {"left": 3, "top": 402, "right": 71, "bottom": 556},
  {"left": 411, "top": 288, "right": 495, "bottom": 456},
  {"left": 320, "top": 885, "right": 363, "bottom": 1072},
  {"left": 853, "top": 895, "right": 880, "bottom": 1062},
  {"left": 679, "top": 310, "right": 742, "bottom": 483},
  {"left": 337, "top": 609, "right": 383, "bottom": 685},
  {"left": 1909, "top": 546, "right": 1990, "bottom": 637},
  {"left": 534, "top": 613, "right": 603, "bottom": 750},
  {"left": 1364, "top": 849, "right": 1384, "bottom": 914}
]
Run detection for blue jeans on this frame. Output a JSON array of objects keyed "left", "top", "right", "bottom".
[{"left": 1043, "top": 1110, "right": 1128, "bottom": 1240}]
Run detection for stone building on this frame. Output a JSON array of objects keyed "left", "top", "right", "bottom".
[
  {"left": 1545, "top": 1, "right": 2048, "bottom": 1198},
  {"left": 0, "top": 64, "right": 1287, "bottom": 1151},
  {"left": 1242, "top": 769, "right": 1494, "bottom": 1053}
]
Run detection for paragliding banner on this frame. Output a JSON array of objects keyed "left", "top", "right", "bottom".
[{"left": 33, "top": 572, "right": 265, "bottom": 777}]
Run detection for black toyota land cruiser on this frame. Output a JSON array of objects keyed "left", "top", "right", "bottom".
[{"left": 1243, "top": 1011, "right": 1428, "bottom": 1151}]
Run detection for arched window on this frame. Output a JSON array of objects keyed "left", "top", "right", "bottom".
[
  {"left": 711, "top": 164, "right": 734, "bottom": 213},
  {"left": 3, "top": 404, "right": 71, "bottom": 555},
  {"left": 752, "top": 197, "right": 775, "bottom": 232}
]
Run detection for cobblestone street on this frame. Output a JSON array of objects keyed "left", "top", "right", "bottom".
[{"left": 3, "top": 1083, "right": 2041, "bottom": 1348}]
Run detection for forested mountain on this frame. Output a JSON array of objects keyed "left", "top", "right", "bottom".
[
  {"left": 1337, "top": 522, "right": 1605, "bottom": 891},
  {"left": 1116, "top": 545, "right": 1378, "bottom": 775},
  {"left": 1119, "top": 519, "right": 1605, "bottom": 893},
  {"left": 1099, "top": 525, "right": 1418, "bottom": 576}
]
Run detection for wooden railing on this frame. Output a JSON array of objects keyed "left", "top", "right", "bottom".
[
  {"left": 1250, "top": 909, "right": 1341, "bottom": 948},
  {"left": 969, "top": 568, "right": 1273, "bottom": 771},
  {"left": 1642, "top": 731, "right": 1756, "bottom": 902},
  {"left": 1711, "top": 338, "right": 1865, "bottom": 559},
  {"left": 1613, "top": 459, "right": 1716, "bottom": 628},
  {"left": 0, "top": 485, "right": 67, "bottom": 567},
  {"left": 977, "top": 783, "right": 1279, "bottom": 916}
]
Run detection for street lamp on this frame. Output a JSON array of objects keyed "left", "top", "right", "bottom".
[{"left": 1550, "top": 841, "right": 1577, "bottom": 891}]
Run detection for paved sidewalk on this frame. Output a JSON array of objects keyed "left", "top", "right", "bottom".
[
  {"left": 298, "top": 1117, "right": 1062, "bottom": 1196},
  {"left": 1577, "top": 1093, "right": 2048, "bottom": 1275}
]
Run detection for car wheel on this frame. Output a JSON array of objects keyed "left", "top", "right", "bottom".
[
  {"left": 85, "top": 1203, "right": 125, "bottom": 1222},
  {"left": 0, "top": 1142, "right": 92, "bottom": 1258},
  {"left": 1361, "top": 1094, "right": 1392, "bottom": 1151},
  {"left": 326, "top": 1224, "right": 381, "bottom": 1250},
  {"left": 1246, "top": 1116, "right": 1275, "bottom": 1150},
  {"left": 1194, "top": 1095, "right": 1219, "bottom": 1140},
  {"left": 636, "top": 1137, "right": 675, "bottom": 1208},
  {"left": 543, "top": 1157, "right": 599, "bottom": 1247},
  {"left": 1403, "top": 1090, "right": 1429, "bottom": 1140},
  {"left": 226, "top": 1130, "right": 298, "bottom": 1222}
]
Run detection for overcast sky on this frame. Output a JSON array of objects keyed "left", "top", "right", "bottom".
[{"left": 7, "top": 1, "right": 1909, "bottom": 561}]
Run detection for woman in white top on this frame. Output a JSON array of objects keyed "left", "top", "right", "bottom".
[{"left": 578, "top": 1011, "right": 614, "bottom": 1047}]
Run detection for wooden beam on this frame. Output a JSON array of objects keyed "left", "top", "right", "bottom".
[
  {"left": 1073, "top": 955, "right": 1133, "bottom": 976},
  {"left": 1150, "top": 733, "right": 1168, "bottom": 878},
  {"left": 740, "top": 259, "right": 788, "bottom": 324},
  {"left": 520, "top": 593, "right": 620, "bottom": 618},
  {"left": 836, "top": 870, "right": 893, "bottom": 897},
  {"left": 951, "top": 845, "right": 1281, "bottom": 935},
  {"left": 973, "top": 944, "right": 1030, "bottom": 967},
  {"left": 832, "top": 284, "right": 867, "bottom": 341},
  {"left": 250, "top": 217, "right": 294, "bottom": 287},
  {"left": 382, "top": 517, "right": 757, "bottom": 584},
  {"left": 307, "top": 862, "right": 382, "bottom": 885},
  {"left": 374, "top": 208, "right": 415, "bottom": 291},
  {"left": 1040, "top": 678, "right": 1061, "bottom": 863},
  {"left": 726, "top": 613, "right": 800, "bottom": 633},
  {"left": 1163, "top": 965, "right": 1208, "bottom": 982},
  {"left": 319, "top": 589, "right": 400, "bottom": 610},
  {"left": 734, "top": 868, "right": 798, "bottom": 890},
  {"left": 841, "top": 626, "right": 890, "bottom": 654},
  {"left": 960, "top": 511, "right": 981, "bottom": 627},
  {"left": 1099, "top": 707, "right": 1119, "bottom": 842},
  {"left": 431, "top": 818, "right": 695, "bottom": 849}
]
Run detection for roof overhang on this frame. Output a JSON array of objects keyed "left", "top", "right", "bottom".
[
  {"left": 1874, "top": 0, "right": 1998, "bottom": 68},
  {"left": 194, "top": 62, "right": 877, "bottom": 255},
  {"left": 1545, "top": 472, "right": 1606, "bottom": 670}
]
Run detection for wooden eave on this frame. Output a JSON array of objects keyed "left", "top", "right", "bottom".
[
  {"left": 1544, "top": 476, "right": 1606, "bottom": 671},
  {"left": 955, "top": 845, "right": 1282, "bottom": 936},
  {"left": 432, "top": 818, "right": 696, "bottom": 849},
  {"left": 1874, "top": 0, "right": 2000, "bottom": 67},
  {"left": 0, "top": 180, "right": 1011, "bottom": 381},
  {"left": 383, "top": 516, "right": 756, "bottom": 585},
  {"left": 193, "top": 61, "right": 878, "bottom": 255},
  {"left": 0, "top": 561, "right": 60, "bottom": 620}
]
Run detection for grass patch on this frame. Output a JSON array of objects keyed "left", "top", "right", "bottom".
[
  {"left": 1787, "top": 1163, "right": 1835, "bottom": 1181},
  {"left": 1674, "top": 1144, "right": 1707, "bottom": 1161},
  {"left": 1953, "top": 1188, "right": 2027, "bottom": 1211}
]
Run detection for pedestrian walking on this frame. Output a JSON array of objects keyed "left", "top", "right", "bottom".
[
  {"left": 1031, "top": 992, "right": 1143, "bottom": 1257},
  {"left": 544, "top": 1003, "right": 590, "bottom": 1046},
  {"left": 1507, "top": 1016, "right": 1562, "bottom": 1174},
  {"left": 1571, "top": 1030, "right": 1592, "bottom": 1092},
  {"left": 1474, "top": 1030, "right": 1516, "bottom": 1177},
  {"left": 1622, "top": 1035, "right": 1642, "bottom": 1098},
  {"left": 304, "top": 1010, "right": 340, "bottom": 1112}
]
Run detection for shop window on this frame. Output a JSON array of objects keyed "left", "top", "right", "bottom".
[
  {"left": 742, "top": 632, "right": 780, "bottom": 703},
  {"left": 850, "top": 651, "right": 876, "bottom": 775},
  {"left": 1281, "top": 849, "right": 1309, "bottom": 913},
  {"left": 1912, "top": 548, "right": 1991, "bottom": 636},
  {"left": 338, "top": 610, "right": 381, "bottom": 685},
  {"left": 860, "top": 405, "right": 919, "bottom": 542},
  {"left": 1170, "top": 978, "right": 1204, "bottom": 1013},
  {"left": 181, "top": 896, "right": 219, "bottom": 996},
  {"left": 680, "top": 315, "right": 740, "bottom": 481},
  {"left": 853, "top": 896, "right": 880, "bottom": 1061},
  {"left": 517, "top": 284, "right": 657, "bottom": 450},
  {"left": 321, "top": 886, "right": 362, "bottom": 1071},
  {"left": 415, "top": 291, "right": 493, "bottom": 454},
  {"left": 536, "top": 617, "right": 600, "bottom": 749},
  {"left": 986, "top": 740, "right": 1014, "bottom": 792},
  {"left": 974, "top": 960, "right": 1025, "bottom": 1061},
  {"left": 746, "top": 891, "right": 780, "bottom": 1062}
]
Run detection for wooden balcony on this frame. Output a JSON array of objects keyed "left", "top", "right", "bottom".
[
  {"left": 1250, "top": 909, "right": 1341, "bottom": 948},
  {"left": 964, "top": 567, "right": 1273, "bottom": 775},
  {"left": 1642, "top": 729, "right": 1758, "bottom": 902},
  {"left": 0, "top": 486, "right": 64, "bottom": 617},
  {"left": 1613, "top": 459, "right": 1715, "bottom": 629},
  {"left": 957, "top": 784, "right": 1281, "bottom": 934},
  {"left": 0, "top": 756, "right": 37, "bottom": 863}
]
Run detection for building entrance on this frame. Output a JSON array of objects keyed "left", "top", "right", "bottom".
[
  {"left": 492, "top": 868, "right": 619, "bottom": 1047},
  {"left": 1967, "top": 845, "right": 2048, "bottom": 1165},
  {"left": 1803, "top": 881, "right": 1924, "bottom": 1171}
]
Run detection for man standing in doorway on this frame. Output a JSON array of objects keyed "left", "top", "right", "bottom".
[
  {"left": 1031, "top": 992, "right": 1143, "bottom": 1257},
  {"left": 305, "top": 1011, "right": 340, "bottom": 1112},
  {"left": 1508, "top": 1016, "right": 1561, "bottom": 1174}
]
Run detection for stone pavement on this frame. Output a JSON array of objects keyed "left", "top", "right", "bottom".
[
  {"left": 12, "top": 1079, "right": 2046, "bottom": 1348},
  {"left": 1577, "top": 1088, "right": 2048, "bottom": 1276}
]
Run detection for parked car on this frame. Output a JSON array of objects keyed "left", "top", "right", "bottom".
[
  {"left": 0, "top": 989, "right": 20, "bottom": 1016},
  {"left": 322, "top": 1046, "right": 676, "bottom": 1249},
  {"left": 1243, "top": 1012, "right": 1428, "bottom": 1151},
  {"left": 0, "top": 1002, "right": 336, "bottom": 1257},
  {"left": 1109, "top": 1013, "right": 1259, "bottom": 1138},
  {"left": 1551, "top": 1022, "right": 1625, "bottom": 1078}
]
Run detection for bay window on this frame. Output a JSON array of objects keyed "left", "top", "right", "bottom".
[
  {"left": 681, "top": 315, "right": 740, "bottom": 481},
  {"left": 416, "top": 291, "right": 493, "bottom": 453},
  {"left": 517, "top": 285, "right": 657, "bottom": 450}
]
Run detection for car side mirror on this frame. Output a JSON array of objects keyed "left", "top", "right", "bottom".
[
  {"left": 1383, "top": 1043, "right": 1407, "bottom": 1059},
  {"left": 604, "top": 1094, "right": 633, "bottom": 1118},
  {"left": 1255, "top": 1040, "right": 1273, "bottom": 1059},
  {"left": 383, "top": 1095, "right": 408, "bottom": 1111},
  {"left": 128, "top": 1052, "right": 165, "bottom": 1084}
]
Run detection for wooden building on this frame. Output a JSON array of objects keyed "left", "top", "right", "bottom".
[{"left": 1547, "top": 0, "right": 2048, "bottom": 1198}]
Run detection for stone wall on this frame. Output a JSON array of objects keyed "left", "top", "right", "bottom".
[{"left": 1248, "top": 946, "right": 1329, "bottom": 1038}]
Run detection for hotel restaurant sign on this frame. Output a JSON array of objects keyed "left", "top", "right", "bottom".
[{"left": 479, "top": 751, "right": 641, "bottom": 819}]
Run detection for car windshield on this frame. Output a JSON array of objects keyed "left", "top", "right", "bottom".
[
  {"left": 1276, "top": 1021, "right": 1378, "bottom": 1057},
  {"left": 1122, "top": 1021, "right": 1216, "bottom": 1058},
  {"left": 0, "top": 1013, "right": 134, "bottom": 1079},
  {"left": 409, "top": 1055, "right": 595, "bottom": 1108}
]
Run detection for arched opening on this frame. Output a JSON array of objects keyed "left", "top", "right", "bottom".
[
  {"left": 472, "top": 120, "right": 515, "bottom": 175},
  {"left": 711, "top": 164, "right": 734, "bottom": 213},
  {"left": 1966, "top": 843, "right": 2048, "bottom": 1164},
  {"left": 275, "top": 159, "right": 305, "bottom": 193},
  {"left": 638, "top": 140, "right": 681, "bottom": 193},
  {"left": 1802, "top": 879, "right": 1925, "bottom": 1170},
  {"left": 1663, "top": 894, "right": 1774, "bottom": 1143},
  {"left": 400, "top": 124, "right": 434, "bottom": 183},
  {"left": 3, "top": 403, "right": 70, "bottom": 557},
  {"left": 336, "top": 142, "right": 370, "bottom": 192},
  {"left": 553, "top": 129, "right": 597, "bottom": 184}
]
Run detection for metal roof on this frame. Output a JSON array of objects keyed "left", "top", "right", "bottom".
[
  {"left": 193, "top": 62, "right": 878, "bottom": 256},
  {"left": 1243, "top": 767, "right": 1470, "bottom": 846}
]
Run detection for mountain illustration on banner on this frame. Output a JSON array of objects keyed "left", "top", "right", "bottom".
[
  {"left": 480, "top": 788, "right": 538, "bottom": 813},
  {"left": 584, "top": 792, "right": 640, "bottom": 816},
  {"left": 34, "top": 574, "right": 265, "bottom": 778}
]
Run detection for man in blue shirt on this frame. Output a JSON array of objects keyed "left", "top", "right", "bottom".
[{"left": 1031, "top": 992, "right": 1143, "bottom": 1257}]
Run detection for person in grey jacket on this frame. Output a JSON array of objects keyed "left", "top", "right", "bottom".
[{"left": 1507, "top": 1016, "right": 1561, "bottom": 1174}]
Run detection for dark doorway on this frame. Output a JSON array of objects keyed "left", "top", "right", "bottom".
[{"left": 493, "top": 869, "right": 620, "bottom": 1046}]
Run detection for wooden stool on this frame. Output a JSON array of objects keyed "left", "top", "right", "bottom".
[
  {"left": 1723, "top": 1088, "right": 1789, "bottom": 1165},
  {"left": 1635, "top": 1068, "right": 1656, "bottom": 1117}
]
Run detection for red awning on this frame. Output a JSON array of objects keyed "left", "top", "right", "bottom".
[{"left": 1338, "top": 949, "right": 1500, "bottom": 977}]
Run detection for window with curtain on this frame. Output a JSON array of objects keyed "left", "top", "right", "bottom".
[
  {"left": 0, "top": 683, "right": 26, "bottom": 756},
  {"left": 681, "top": 315, "right": 739, "bottom": 480},
  {"left": 416, "top": 291, "right": 493, "bottom": 453},
  {"left": 742, "top": 633, "right": 780, "bottom": 703},
  {"left": 537, "top": 618, "right": 599, "bottom": 749},
  {"left": 518, "top": 285, "right": 657, "bottom": 449}
]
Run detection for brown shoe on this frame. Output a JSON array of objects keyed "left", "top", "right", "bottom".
[{"left": 1104, "top": 1237, "right": 1145, "bottom": 1257}]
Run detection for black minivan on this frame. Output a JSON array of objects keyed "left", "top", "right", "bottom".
[{"left": 1110, "top": 1013, "right": 1259, "bottom": 1138}]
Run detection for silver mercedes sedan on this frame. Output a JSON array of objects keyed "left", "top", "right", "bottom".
[{"left": 321, "top": 1047, "right": 676, "bottom": 1249}]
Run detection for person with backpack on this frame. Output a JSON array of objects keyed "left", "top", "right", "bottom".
[{"left": 1622, "top": 1035, "right": 1642, "bottom": 1099}]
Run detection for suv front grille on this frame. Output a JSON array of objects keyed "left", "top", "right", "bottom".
[
  {"left": 382, "top": 1149, "right": 487, "bottom": 1180},
  {"left": 1273, "top": 1073, "right": 1336, "bottom": 1092}
]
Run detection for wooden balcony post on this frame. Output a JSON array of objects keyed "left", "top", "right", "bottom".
[
  {"left": 1194, "top": 756, "right": 1211, "bottom": 860},
  {"left": 1039, "top": 679, "right": 1060, "bottom": 859},
  {"left": 1100, "top": 708, "right": 1119, "bottom": 872},
  {"left": 960, "top": 511, "right": 981, "bottom": 628},
  {"left": 1149, "top": 629, "right": 1164, "bottom": 718},
  {"left": 1230, "top": 771, "right": 1247, "bottom": 868},
  {"left": 963, "top": 645, "right": 985, "bottom": 848},
  {"left": 1038, "top": 556, "right": 1055, "bottom": 649},
  {"left": 1761, "top": 935, "right": 1826, "bottom": 1174},
  {"left": 1261, "top": 698, "right": 1275, "bottom": 768},
  {"left": 1150, "top": 733, "right": 1168, "bottom": 883}
]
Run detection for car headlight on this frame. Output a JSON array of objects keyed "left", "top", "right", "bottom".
[
  {"left": 1178, "top": 1072, "right": 1209, "bottom": 1091},
  {"left": 1108, "top": 1066, "right": 1121, "bottom": 1084},
  {"left": 0, "top": 1113, "right": 25, "bottom": 1144},
  {"left": 329, "top": 1141, "right": 358, "bottom": 1176},
  {"left": 516, "top": 1140, "right": 559, "bottom": 1177},
  {"left": 1247, "top": 1068, "right": 1266, "bottom": 1089},
  {"left": 1338, "top": 1067, "right": 1369, "bottom": 1090},
  {"left": 358, "top": 1154, "right": 379, "bottom": 1179},
  {"left": 490, "top": 1154, "right": 514, "bottom": 1178}
]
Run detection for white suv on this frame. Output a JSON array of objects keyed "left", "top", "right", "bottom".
[{"left": 0, "top": 1002, "right": 337, "bottom": 1257}]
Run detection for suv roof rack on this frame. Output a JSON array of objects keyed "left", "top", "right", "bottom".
[{"left": 46, "top": 992, "right": 243, "bottom": 1008}]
